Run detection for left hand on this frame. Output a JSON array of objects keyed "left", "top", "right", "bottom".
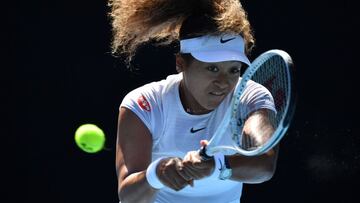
[{"left": 179, "top": 140, "right": 215, "bottom": 181}]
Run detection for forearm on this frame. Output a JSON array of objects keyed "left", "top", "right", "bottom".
[
  {"left": 119, "top": 171, "right": 158, "bottom": 203},
  {"left": 228, "top": 148, "right": 278, "bottom": 184}
]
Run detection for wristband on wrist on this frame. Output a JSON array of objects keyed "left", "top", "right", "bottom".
[
  {"left": 146, "top": 157, "right": 166, "bottom": 189},
  {"left": 208, "top": 152, "right": 224, "bottom": 179}
]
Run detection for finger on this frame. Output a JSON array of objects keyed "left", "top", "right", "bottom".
[
  {"left": 175, "top": 159, "right": 194, "bottom": 187},
  {"left": 158, "top": 158, "right": 188, "bottom": 191},
  {"left": 171, "top": 173, "right": 190, "bottom": 190},
  {"left": 175, "top": 159, "right": 191, "bottom": 180},
  {"left": 183, "top": 153, "right": 191, "bottom": 162},
  {"left": 162, "top": 173, "right": 183, "bottom": 191},
  {"left": 183, "top": 157, "right": 205, "bottom": 170},
  {"left": 177, "top": 166, "right": 192, "bottom": 181},
  {"left": 178, "top": 164, "right": 197, "bottom": 181},
  {"left": 182, "top": 164, "right": 204, "bottom": 180},
  {"left": 183, "top": 159, "right": 215, "bottom": 179},
  {"left": 188, "top": 179, "right": 194, "bottom": 187},
  {"left": 161, "top": 167, "right": 189, "bottom": 190},
  {"left": 168, "top": 158, "right": 193, "bottom": 190},
  {"left": 183, "top": 151, "right": 200, "bottom": 163}
]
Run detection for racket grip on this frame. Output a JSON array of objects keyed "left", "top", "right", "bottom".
[{"left": 199, "top": 146, "right": 213, "bottom": 161}]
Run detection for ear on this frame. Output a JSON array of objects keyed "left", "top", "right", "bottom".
[{"left": 175, "top": 54, "right": 186, "bottom": 73}]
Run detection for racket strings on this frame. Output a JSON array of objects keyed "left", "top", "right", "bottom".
[
  {"left": 204, "top": 50, "right": 294, "bottom": 156},
  {"left": 234, "top": 55, "right": 291, "bottom": 151},
  {"left": 255, "top": 56, "right": 289, "bottom": 120}
]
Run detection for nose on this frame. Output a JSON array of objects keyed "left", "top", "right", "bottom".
[{"left": 213, "top": 73, "right": 230, "bottom": 89}]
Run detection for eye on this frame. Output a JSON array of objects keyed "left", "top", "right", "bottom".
[
  {"left": 206, "top": 65, "right": 219, "bottom": 72},
  {"left": 230, "top": 67, "right": 241, "bottom": 74}
]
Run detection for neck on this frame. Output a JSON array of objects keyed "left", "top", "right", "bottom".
[{"left": 179, "top": 81, "right": 210, "bottom": 115}]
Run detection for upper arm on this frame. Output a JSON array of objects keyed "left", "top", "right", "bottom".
[
  {"left": 116, "top": 107, "right": 153, "bottom": 184},
  {"left": 242, "top": 108, "right": 275, "bottom": 146},
  {"left": 240, "top": 109, "right": 279, "bottom": 176}
]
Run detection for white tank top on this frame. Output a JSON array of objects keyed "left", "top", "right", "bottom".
[{"left": 120, "top": 73, "right": 275, "bottom": 203}]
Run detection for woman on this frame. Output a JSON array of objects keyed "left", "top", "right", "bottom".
[{"left": 109, "top": 0, "right": 279, "bottom": 202}]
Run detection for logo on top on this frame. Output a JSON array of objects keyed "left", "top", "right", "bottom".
[
  {"left": 137, "top": 95, "right": 151, "bottom": 111},
  {"left": 220, "top": 36, "right": 236, "bottom": 44},
  {"left": 190, "top": 127, "right": 206, "bottom": 133}
]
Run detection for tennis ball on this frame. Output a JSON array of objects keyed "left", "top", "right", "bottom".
[{"left": 75, "top": 124, "right": 105, "bottom": 153}]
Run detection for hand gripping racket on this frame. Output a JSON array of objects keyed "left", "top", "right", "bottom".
[{"left": 200, "top": 49, "right": 296, "bottom": 158}]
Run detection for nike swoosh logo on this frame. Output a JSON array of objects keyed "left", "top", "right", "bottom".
[
  {"left": 190, "top": 127, "right": 206, "bottom": 133},
  {"left": 220, "top": 37, "right": 236, "bottom": 43}
]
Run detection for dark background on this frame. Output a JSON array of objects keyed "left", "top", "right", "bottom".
[{"left": 4, "top": 0, "right": 358, "bottom": 202}]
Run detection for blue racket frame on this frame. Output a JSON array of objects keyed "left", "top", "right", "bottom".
[{"left": 202, "top": 49, "right": 296, "bottom": 157}]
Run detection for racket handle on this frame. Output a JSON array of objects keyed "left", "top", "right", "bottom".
[{"left": 199, "top": 146, "right": 213, "bottom": 161}]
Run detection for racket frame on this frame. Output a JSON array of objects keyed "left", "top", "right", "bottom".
[{"left": 203, "top": 49, "right": 297, "bottom": 157}]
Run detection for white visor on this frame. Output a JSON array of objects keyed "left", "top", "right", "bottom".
[{"left": 180, "top": 34, "right": 250, "bottom": 66}]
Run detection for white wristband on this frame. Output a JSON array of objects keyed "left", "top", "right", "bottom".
[
  {"left": 208, "top": 152, "right": 225, "bottom": 180},
  {"left": 146, "top": 157, "right": 166, "bottom": 189}
]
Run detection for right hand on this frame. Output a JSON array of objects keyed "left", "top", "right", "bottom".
[
  {"left": 156, "top": 157, "right": 193, "bottom": 191},
  {"left": 181, "top": 140, "right": 215, "bottom": 180}
]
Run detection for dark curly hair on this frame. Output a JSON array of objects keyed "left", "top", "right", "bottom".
[{"left": 108, "top": 0, "right": 255, "bottom": 64}]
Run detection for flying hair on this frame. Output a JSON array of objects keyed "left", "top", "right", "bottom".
[{"left": 108, "top": 0, "right": 255, "bottom": 64}]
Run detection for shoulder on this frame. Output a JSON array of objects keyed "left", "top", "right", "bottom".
[
  {"left": 124, "top": 73, "right": 181, "bottom": 103},
  {"left": 129, "top": 73, "right": 181, "bottom": 96},
  {"left": 242, "top": 80, "right": 273, "bottom": 99},
  {"left": 120, "top": 73, "right": 182, "bottom": 114},
  {"left": 119, "top": 73, "right": 182, "bottom": 137},
  {"left": 237, "top": 79, "right": 276, "bottom": 116}
]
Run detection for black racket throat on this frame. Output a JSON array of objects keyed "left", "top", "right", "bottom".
[{"left": 199, "top": 146, "right": 213, "bottom": 161}]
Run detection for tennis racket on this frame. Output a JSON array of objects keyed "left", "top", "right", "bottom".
[{"left": 200, "top": 49, "right": 296, "bottom": 158}]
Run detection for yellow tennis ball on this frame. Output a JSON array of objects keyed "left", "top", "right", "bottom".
[{"left": 75, "top": 124, "right": 105, "bottom": 153}]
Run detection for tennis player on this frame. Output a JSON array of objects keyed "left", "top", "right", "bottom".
[{"left": 110, "top": 0, "right": 279, "bottom": 202}]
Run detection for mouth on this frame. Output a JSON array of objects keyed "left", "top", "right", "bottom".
[{"left": 209, "top": 91, "right": 226, "bottom": 96}]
